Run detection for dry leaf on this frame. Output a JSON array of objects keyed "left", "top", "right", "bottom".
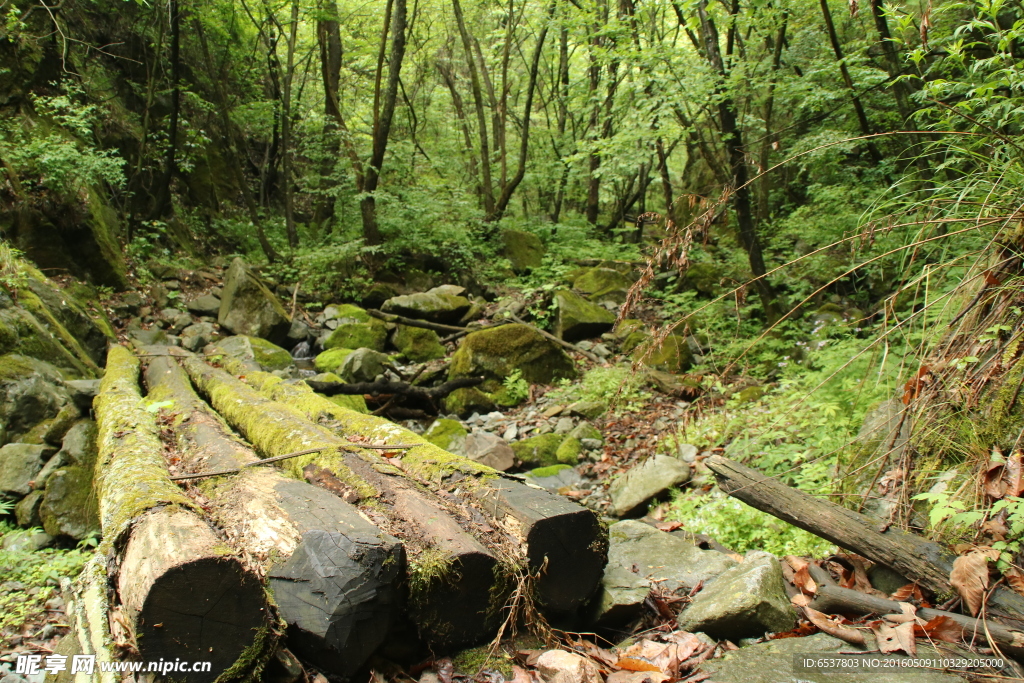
[
  {"left": 1005, "top": 450, "right": 1024, "bottom": 498},
  {"left": 436, "top": 658, "right": 455, "bottom": 683},
  {"left": 915, "top": 615, "right": 965, "bottom": 644},
  {"left": 984, "top": 456, "right": 1008, "bottom": 500},
  {"left": 510, "top": 666, "right": 533, "bottom": 683},
  {"left": 950, "top": 550, "right": 997, "bottom": 616},
  {"left": 871, "top": 621, "right": 916, "bottom": 656},
  {"left": 791, "top": 593, "right": 812, "bottom": 607},
  {"left": 616, "top": 659, "right": 662, "bottom": 673},
  {"left": 606, "top": 673, "right": 670, "bottom": 683},
  {"left": 1005, "top": 567, "right": 1024, "bottom": 597},
  {"left": 802, "top": 607, "right": 867, "bottom": 647},
  {"left": 890, "top": 584, "right": 924, "bottom": 602}
]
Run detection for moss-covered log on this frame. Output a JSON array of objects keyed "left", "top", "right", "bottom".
[
  {"left": 144, "top": 354, "right": 403, "bottom": 675},
  {"left": 219, "top": 356, "right": 608, "bottom": 619},
  {"left": 180, "top": 353, "right": 503, "bottom": 648},
  {"left": 94, "top": 345, "right": 272, "bottom": 682}
]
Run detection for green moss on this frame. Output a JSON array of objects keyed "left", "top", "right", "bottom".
[
  {"left": 84, "top": 187, "right": 129, "bottom": 289},
  {"left": 621, "top": 330, "right": 648, "bottom": 354},
  {"left": 214, "top": 618, "right": 278, "bottom": 683},
  {"left": 443, "top": 387, "right": 497, "bottom": 417},
  {"left": 0, "top": 353, "right": 38, "bottom": 381},
  {"left": 527, "top": 464, "right": 573, "bottom": 478},
  {"left": 511, "top": 433, "right": 564, "bottom": 467},
  {"left": 632, "top": 333, "right": 694, "bottom": 374},
  {"left": 424, "top": 419, "right": 468, "bottom": 450},
  {"left": 313, "top": 347, "right": 355, "bottom": 372},
  {"left": 553, "top": 289, "right": 615, "bottom": 341},
  {"left": 323, "top": 319, "right": 387, "bottom": 351},
  {"left": 736, "top": 386, "right": 764, "bottom": 403},
  {"left": 555, "top": 436, "right": 582, "bottom": 465},
  {"left": 490, "top": 385, "right": 526, "bottom": 408},
  {"left": 246, "top": 337, "right": 293, "bottom": 371},
  {"left": 393, "top": 324, "right": 446, "bottom": 362},
  {"left": 408, "top": 546, "right": 457, "bottom": 606},
  {"left": 331, "top": 304, "right": 371, "bottom": 323},
  {"left": 500, "top": 229, "right": 544, "bottom": 272},
  {"left": 572, "top": 267, "right": 633, "bottom": 304},
  {"left": 452, "top": 645, "right": 514, "bottom": 679},
  {"left": 614, "top": 319, "right": 646, "bottom": 340},
  {"left": 448, "top": 323, "right": 576, "bottom": 385}
]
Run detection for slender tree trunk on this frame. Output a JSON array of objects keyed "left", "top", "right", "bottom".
[
  {"left": 360, "top": 0, "right": 408, "bottom": 246},
  {"left": 438, "top": 60, "right": 482, "bottom": 202},
  {"left": 313, "top": 0, "right": 343, "bottom": 235},
  {"left": 451, "top": 0, "right": 495, "bottom": 215},
  {"left": 695, "top": 0, "right": 780, "bottom": 321},
  {"left": 152, "top": 0, "right": 180, "bottom": 219},
  {"left": 656, "top": 137, "right": 673, "bottom": 217},
  {"left": 280, "top": 0, "right": 300, "bottom": 248},
  {"left": 757, "top": 14, "right": 786, "bottom": 224},
  {"left": 868, "top": 0, "right": 913, "bottom": 123},
  {"left": 550, "top": 22, "right": 570, "bottom": 223}
]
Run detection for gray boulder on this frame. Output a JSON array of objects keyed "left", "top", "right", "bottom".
[
  {"left": 462, "top": 431, "right": 515, "bottom": 471},
  {"left": 187, "top": 293, "right": 221, "bottom": 316},
  {"left": 340, "top": 348, "right": 390, "bottom": 383},
  {"left": 524, "top": 464, "right": 583, "bottom": 492},
  {"left": 128, "top": 327, "right": 167, "bottom": 346},
  {"left": 0, "top": 354, "right": 72, "bottom": 445},
  {"left": 59, "top": 420, "right": 98, "bottom": 468},
  {"left": 218, "top": 257, "right": 292, "bottom": 344},
  {"left": 608, "top": 454, "right": 691, "bottom": 517},
  {"left": 501, "top": 229, "right": 545, "bottom": 272},
  {"left": 0, "top": 443, "right": 47, "bottom": 497},
  {"left": 677, "top": 550, "right": 796, "bottom": 639},
  {"left": 181, "top": 321, "right": 217, "bottom": 352},
  {"left": 2, "top": 530, "right": 54, "bottom": 552},
  {"left": 554, "top": 289, "right": 615, "bottom": 342},
  {"left": 700, "top": 633, "right": 965, "bottom": 683},
  {"left": 588, "top": 564, "right": 650, "bottom": 627},
  {"left": 381, "top": 286, "right": 472, "bottom": 324},
  {"left": 608, "top": 520, "right": 736, "bottom": 593},
  {"left": 65, "top": 379, "right": 99, "bottom": 412},
  {"left": 40, "top": 466, "right": 100, "bottom": 540},
  {"left": 218, "top": 335, "right": 295, "bottom": 373},
  {"left": 14, "top": 489, "right": 43, "bottom": 526}
]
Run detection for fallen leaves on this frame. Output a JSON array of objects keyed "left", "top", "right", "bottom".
[
  {"left": 801, "top": 607, "right": 866, "bottom": 647},
  {"left": 949, "top": 548, "right": 999, "bottom": 616}
]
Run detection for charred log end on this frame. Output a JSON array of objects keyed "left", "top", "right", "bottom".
[
  {"left": 529, "top": 508, "right": 608, "bottom": 617},
  {"left": 269, "top": 529, "right": 404, "bottom": 677},
  {"left": 135, "top": 558, "right": 269, "bottom": 683},
  {"left": 409, "top": 550, "right": 500, "bottom": 650}
]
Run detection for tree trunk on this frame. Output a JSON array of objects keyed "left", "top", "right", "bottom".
[
  {"left": 280, "top": 0, "right": 300, "bottom": 248},
  {"left": 313, "top": 0, "right": 342, "bottom": 234},
  {"left": 143, "top": 355, "right": 403, "bottom": 675},
  {"left": 361, "top": 0, "right": 408, "bottom": 246},
  {"left": 94, "top": 346, "right": 272, "bottom": 682},
  {"left": 151, "top": 0, "right": 180, "bottom": 219},
  {"left": 220, "top": 355, "right": 609, "bottom": 618},
  {"left": 180, "top": 355, "right": 504, "bottom": 648}
]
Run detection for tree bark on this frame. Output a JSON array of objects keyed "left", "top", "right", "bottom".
[
  {"left": 181, "top": 354, "right": 504, "bottom": 648},
  {"left": 221, "top": 356, "right": 609, "bottom": 617},
  {"left": 151, "top": 0, "right": 180, "bottom": 219},
  {"left": 312, "top": 0, "right": 343, "bottom": 234},
  {"left": 94, "top": 346, "right": 272, "bottom": 681},
  {"left": 705, "top": 455, "right": 1024, "bottom": 619},
  {"left": 144, "top": 355, "right": 403, "bottom": 676},
  {"left": 361, "top": 0, "right": 408, "bottom": 246},
  {"left": 279, "top": 0, "right": 301, "bottom": 248}
]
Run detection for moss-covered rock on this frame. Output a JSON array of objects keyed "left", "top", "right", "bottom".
[
  {"left": 735, "top": 386, "right": 764, "bottom": 403},
  {"left": 339, "top": 348, "right": 389, "bottom": 383},
  {"left": 568, "top": 421, "right": 602, "bottom": 442},
  {"left": 40, "top": 465, "right": 100, "bottom": 540},
  {"left": 443, "top": 387, "right": 496, "bottom": 417},
  {"left": 681, "top": 261, "right": 722, "bottom": 296},
  {"left": 381, "top": 286, "right": 472, "bottom": 324},
  {"left": 554, "top": 289, "right": 615, "bottom": 342},
  {"left": 555, "top": 436, "right": 582, "bottom": 465},
  {"left": 0, "top": 287, "right": 98, "bottom": 377},
  {"left": 449, "top": 323, "right": 576, "bottom": 389},
  {"left": 393, "top": 324, "right": 446, "bottom": 362},
  {"left": 0, "top": 354, "right": 73, "bottom": 445},
  {"left": 218, "top": 335, "right": 295, "bottom": 372},
  {"left": 308, "top": 372, "right": 368, "bottom": 413},
  {"left": 511, "top": 433, "right": 564, "bottom": 467},
  {"left": 632, "top": 333, "right": 694, "bottom": 374},
  {"left": 19, "top": 266, "right": 113, "bottom": 367},
  {"left": 323, "top": 319, "right": 387, "bottom": 352},
  {"left": 424, "top": 419, "right": 469, "bottom": 451},
  {"left": 500, "top": 229, "right": 545, "bottom": 272},
  {"left": 218, "top": 257, "right": 291, "bottom": 344},
  {"left": 573, "top": 268, "right": 634, "bottom": 305},
  {"left": 314, "top": 347, "right": 356, "bottom": 373},
  {"left": 327, "top": 303, "right": 371, "bottom": 323}
]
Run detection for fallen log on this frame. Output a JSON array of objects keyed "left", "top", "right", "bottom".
[
  {"left": 705, "top": 455, "right": 1024, "bottom": 619},
  {"left": 810, "top": 583, "right": 1024, "bottom": 658},
  {"left": 367, "top": 309, "right": 468, "bottom": 334},
  {"left": 225, "top": 358, "right": 609, "bottom": 619},
  {"left": 144, "top": 354, "right": 403, "bottom": 675},
  {"left": 179, "top": 353, "right": 502, "bottom": 649},
  {"left": 55, "top": 557, "right": 120, "bottom": 683},
  {"left": 306, "top": 376, "right": 484, "bottom": 400},
  {"left": 94, "top": 345, "right": 272, "bottom": 682}
]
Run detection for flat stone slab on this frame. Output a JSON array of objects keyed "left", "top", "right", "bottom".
[
  {"left": 608, "top": 454, "right": 691, "bottom": 517},
  {"left": 608, "top": 520, "right": 736, "bottom": 593}
]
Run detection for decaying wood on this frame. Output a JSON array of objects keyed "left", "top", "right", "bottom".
[
  {"left": 367, "top": 308, "right": 468, "bottom": 333},
  {"left": 56, "top": 558, "right": 120, "bottom": 683},
  {"left": 224, "top": 358, "right": 609, "bottom": 618},
  {"left": 706, "top": 455, "right": 1024, "bottom": 619},
  {"left": 180, "top": 354, "right": 503, "bottom": 648},
  {"left": 94, "top": 345, "right": 271, "bottom": 682},
  {"left": 508, "top": 313, "right": 602, "bottom": 363},
  {"left": 306, "top": 376, "right": 484, "bottom": 400},
  {"left": 144, "top": 355, "right": 403, "bottom": 675},
  {"left": 810, "top": 583, "right": 1024, "bottom": 657}
]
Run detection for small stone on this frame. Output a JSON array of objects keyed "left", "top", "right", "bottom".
[
  {"left": 181, "top": 322, "right": 217, "bottom": 352},
  {"left": 525, "top": 464, "right": 583, "bottom": 492},
  {"left": 592, "top": 343, "right": 612, "bottom": 358},
  {"left": 576, "top": 340, "right": 594, "bottom": 351},
  {"left": 502, "top": 424, "right": 518, "bottom": 441},
  {"left": 65, "top": 379, "right": 100, "bottom": 412},
  {"left": 580, "top": 438, "right": 603, "bottom": 450},
  {"left": 652, "top": 418, "right": 669, "bottom": 431},
  {"left": 677, "top": 551, "right": 797, "bottom": 639},
  {"left": 542, "top": 405, "right": 565, "bottom": 418},
  {"left": 568, "top": 401, "right": 605, "bottom": 419},
  {"left": 1, "top": 530, "right": 54, "bottom": 552},
  {"left": 608, "top": 454, "right": 691, "bottom": 517},
  {"left": 462, "top": 432, "right": 515, "bottom": 471},
  {"left": 536, "top": 650, "right": 602, "bottom": 683},
  {"left": 554, "top": 417, "right": 574, "bottom": 434},
  {"left": 589, "top": 564, "right": 652, "bottom": 627},
  {"left": 186, "top": 294, "right": 221, "bottom": 316}
]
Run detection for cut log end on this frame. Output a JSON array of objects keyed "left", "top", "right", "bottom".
[
  {"left": 409, "top": 550, "right": 500, "bottom": 649},
  {"left": 133, "top": 557, "right": 269, "bottom": 682}
]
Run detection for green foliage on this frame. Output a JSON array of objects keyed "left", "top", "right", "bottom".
[
  {"left": 501, "top": 369, "right": 530, "bottom": 404},
  {"left": 0, "top": 82, "right": 124, "bottom": 196},
  {"left": 0, "top": 523, "right": 90, "bottom": 639},
  {"left": 0, "top": 240, "right": 28, "bottom": 294},
  {"left": 667, "top": 489, "right": 835, "bottom": 557},
  {"left": 545, "top": 365, "right": 650, "bottom": 413}
]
